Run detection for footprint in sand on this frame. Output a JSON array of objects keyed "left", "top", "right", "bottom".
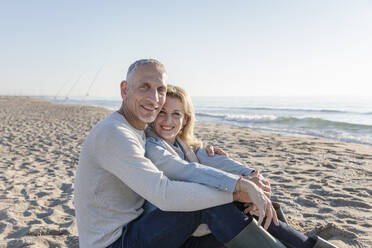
[
  {"left": 318, "top": 207, "right": 334, "bottom": 214},
  {"left": 330, "top": 198, "right": 371, "bottom": 209},
  {"left": 295, "top": 197, "right": 318, "bottom": 208}
]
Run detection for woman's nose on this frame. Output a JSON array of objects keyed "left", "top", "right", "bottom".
[{"left": 164, "top": 114, "right": 172, "bottom": 123}]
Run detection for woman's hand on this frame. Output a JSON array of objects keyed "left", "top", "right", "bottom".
[
  {"left": 205, "top": 145, "right": 228, "bottom": 157},
  {"left": 235, "top": 178, "right": 279, "bottom": 229}
]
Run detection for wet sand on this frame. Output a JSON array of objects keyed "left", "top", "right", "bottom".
[{"left": 0, "top": 96, "right": 371, "bottom": 247}]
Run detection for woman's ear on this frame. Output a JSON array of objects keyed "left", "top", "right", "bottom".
[{"left": 182, "top": 116, "right": 189, "bottom": 128}]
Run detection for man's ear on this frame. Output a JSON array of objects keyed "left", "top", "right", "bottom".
[{"left": 120, "top": 80, "right": 129, "bottom": 99}]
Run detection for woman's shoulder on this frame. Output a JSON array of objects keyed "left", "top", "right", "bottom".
[
  {"left": 145, "top": 136, "right": 167, "bottom": 149},
  {"left": 146, "top": 136, "right": 161, "bottom": 143}
]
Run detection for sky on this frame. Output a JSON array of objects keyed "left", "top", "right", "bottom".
[{"left": 1, "top": 0, "right": 371, "bottom": 98}]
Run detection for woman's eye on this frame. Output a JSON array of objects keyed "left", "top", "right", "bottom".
[{"left": 173, "top": 112, "right": 181, "bottom": 117}]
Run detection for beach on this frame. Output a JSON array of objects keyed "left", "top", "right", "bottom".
[{"left": 0, "top": 96, "right": 371, "bottom": 248}]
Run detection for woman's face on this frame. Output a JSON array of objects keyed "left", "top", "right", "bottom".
[{"left": 154, "top": 96, "right": 187, "bottom": 144}]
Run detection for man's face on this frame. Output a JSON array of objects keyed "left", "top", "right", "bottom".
[{"left": 121, "top": 64, "right": 167, "bottom": 130}]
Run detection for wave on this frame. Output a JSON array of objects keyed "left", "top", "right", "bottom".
[
  {"left": 196, "top": 112, "right": 372, "bottom": 145},
  {"left": 196, "top": 112, "right": 372, "bottom": 129},
  {"left": 273, "top": 117, "right": 372, "bottom": 130},
  {"left": 250, "top": 125, "right": 372, "bottom": 146},
  {"left": 196, "top": 112, "right": 278, "bottom": 123},
  {"left": 195, "top": 106, "right": 372, "bottom": 115}
]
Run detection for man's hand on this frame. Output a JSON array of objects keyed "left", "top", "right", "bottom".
[
  {"left": 243, "top": 170, "right": 271, "bottom": 198},
  {"left": 234, "top": 178, "right": 279, "bottom": 229},
  {"left": 205, "top": 145, "right": 228, "bottom": 157}
]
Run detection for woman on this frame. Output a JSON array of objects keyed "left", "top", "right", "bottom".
[{"left": 145, "top": 85, "right": 337, "bottom": 248}]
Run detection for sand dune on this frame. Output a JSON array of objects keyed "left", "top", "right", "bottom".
[{"left": 0, "top": 96, "right": 371, "bottom": 247}]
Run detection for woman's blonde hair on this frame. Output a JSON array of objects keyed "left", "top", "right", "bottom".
[{"left": 166, "top": 85, "right": 202, "bottom": 149}]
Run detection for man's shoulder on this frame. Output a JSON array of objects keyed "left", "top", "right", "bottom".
[
  {"left": 97, "top": 112, "right": 134, "bottom": 132},
  {"left": 85, "top": 113, "right": 146, "bottom": 157},
  {"left": 89, "top": 112, "right": 142, "bottom": 143}
]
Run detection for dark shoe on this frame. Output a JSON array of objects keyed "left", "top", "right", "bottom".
[
  {"left": 313, "top": 236, "right": 339, "bottom": 248},
  {"left": 272, "top": 202, "right": 288, "bottom": 224},
  {"left": 225, "top": 218, "right": 286, "bottom": 248}
]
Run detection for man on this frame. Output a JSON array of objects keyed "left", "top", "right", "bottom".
[{"left": 74, "top": 59, "right": 281, "bottom": 248}]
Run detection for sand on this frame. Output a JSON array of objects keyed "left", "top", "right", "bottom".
[{"left": 0, "top": 96, "right": 371, "bottom": 248}]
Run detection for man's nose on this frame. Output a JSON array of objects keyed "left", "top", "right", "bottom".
[{"left": 147, "top": 88, "right": 159, "bottom": 103}]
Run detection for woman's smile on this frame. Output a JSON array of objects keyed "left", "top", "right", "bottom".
[{"left": 160, "top": 125, "right": 174, "bottom": 131}]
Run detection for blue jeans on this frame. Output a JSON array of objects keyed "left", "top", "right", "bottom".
[
  {"left": 108, "top": 202, "right": 316, "bottom": 248},
  {"left": 260, "top": 216, "right": 315, "bottom": 248},
  {"left": 108, "top": 203, "right": 248, "bottom": 248}
]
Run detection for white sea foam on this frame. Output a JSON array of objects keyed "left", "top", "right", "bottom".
[{"left": 196, "top": 112, "right": 278, "bottom": 123}]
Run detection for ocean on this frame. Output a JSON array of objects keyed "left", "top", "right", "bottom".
[{"left": 51, "top": 95, "right": 372, "bottom": 146}]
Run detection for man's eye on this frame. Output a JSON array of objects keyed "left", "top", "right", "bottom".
[
  {"left": 158, "top": 87, "right": 166, "bottom": 94},
  {"left": 159, "top": 111, "right": 166, "bottom": 115},
  {"left": 140, "top": 84, "right": 149, "bottom": 90}
]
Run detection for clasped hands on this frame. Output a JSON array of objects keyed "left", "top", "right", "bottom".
[{"left": 205, "top": 145, "right": 278, "bottom": 229}]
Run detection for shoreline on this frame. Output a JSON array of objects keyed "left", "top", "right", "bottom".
[
  {"left": 196, "top": 120, "right": 372, "bottom": 147},
  {"left": 1, "top": 96, "right": 371, "bottom": 247},
  {"left": 47, "top": 96, "right": 372, "bottom": 147}
]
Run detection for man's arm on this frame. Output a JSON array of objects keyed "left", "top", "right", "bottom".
[
  {"left": 145, "top": 137, "right": 240, "bottom": 193},
  {"left": 95, "top": 125, "right": 233, "bottom": 211}
]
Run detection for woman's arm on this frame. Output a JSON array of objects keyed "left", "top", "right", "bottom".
[
  {"left": 145, "top": 137, "right": 277, "bottom": 227},
  {"left": 196, "top": 148, "right": 254, "bottom": 176},
  {"left": 196, "top": 148, "right": 272, "bottom": 197},
  {"left": 145, "top": 137, "right": 240, "bottom": 193}
]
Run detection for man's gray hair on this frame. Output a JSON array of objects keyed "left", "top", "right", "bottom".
[{"left": 126, "top": 59, "right": 166, "bottom": 81}]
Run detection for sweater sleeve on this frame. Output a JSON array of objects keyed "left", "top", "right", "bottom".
[
  {"left": 95, "top": 124, "right": 233, "bottom": 211},
  {"left": 196, "top": 148, "right": 254, "bottom": 176},
  {"left": 145, "top": 137, "right": 239, "bottom": 193}
]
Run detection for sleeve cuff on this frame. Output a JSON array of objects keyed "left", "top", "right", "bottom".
[{"left": 218, "top": 174, "right": 240, "bottom": 193}]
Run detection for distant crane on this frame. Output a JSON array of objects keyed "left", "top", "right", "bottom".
[
  {"left": 64, "top": 73, "right": 84, "bottom": 101},
  {"left": 85, "top": 65, "right": 104, "bottom": 97},
  {"left": 54, "top": 77, "right": 73, "bottom": 99}
]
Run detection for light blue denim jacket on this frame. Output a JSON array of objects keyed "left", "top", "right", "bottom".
[{"left": 145, "top": 136, "right": 254, "bottom": 193}]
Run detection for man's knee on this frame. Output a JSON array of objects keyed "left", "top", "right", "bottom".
[
  {"left": 129, "top": 209, "right": 202, "bottom": 247},
  {"left": 202, "top": 203, "right": 240, "bottom": 216}
]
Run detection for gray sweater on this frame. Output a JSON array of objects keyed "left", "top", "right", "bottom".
[{"left": 74, "top": 112, "right": 233, "bottom": 248}]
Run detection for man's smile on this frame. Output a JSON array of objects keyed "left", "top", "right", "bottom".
[{"left": 141, "top": 104, "right": 159, "bottom": 112}]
